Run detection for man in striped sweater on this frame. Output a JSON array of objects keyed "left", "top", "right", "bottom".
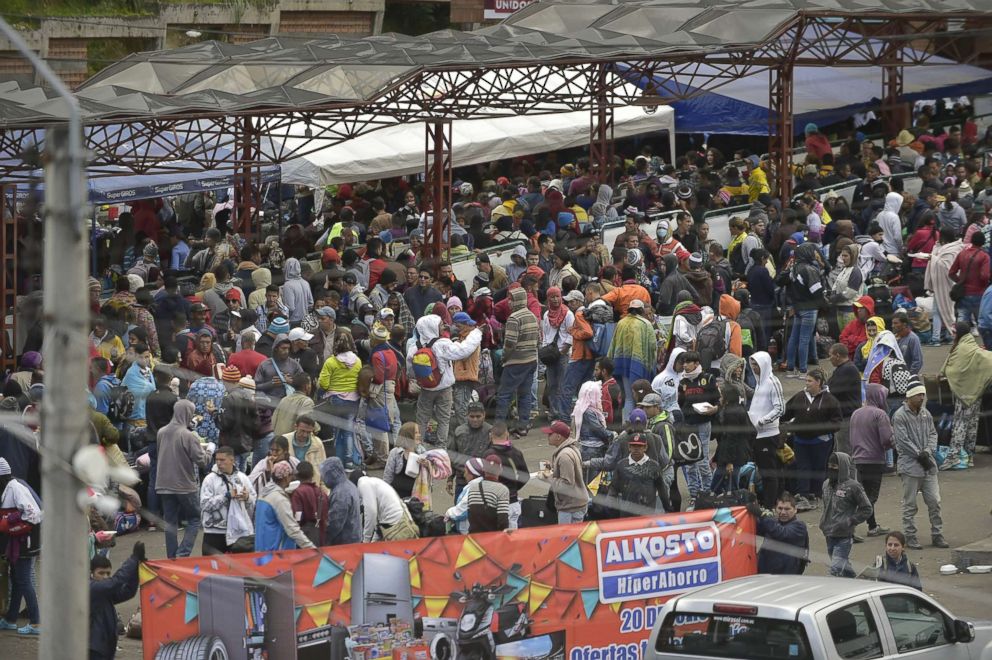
[{"left": 494, "top": 285, "right": 540, "bottom": 437}]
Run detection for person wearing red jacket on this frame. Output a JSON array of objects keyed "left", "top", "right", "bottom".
[
  {"left": 839, "top": 295, "right": 876, "bottom": 357},
  {"left": 290, "top": 462, "right": 328, "bottom": 547},
  {"left": 948, "top": 232, "right": 991, "bottom": 325},
  {"left": 493, "top": 280, "right": 541, "bottom": 323}
]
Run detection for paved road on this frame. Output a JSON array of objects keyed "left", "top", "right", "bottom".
[{"left": 5, "top": 343, "right": 992, "bottom": 658}]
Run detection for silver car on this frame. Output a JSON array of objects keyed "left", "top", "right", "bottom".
[{"left": 647, "top": 575, "right": 992, "bottom": 659}]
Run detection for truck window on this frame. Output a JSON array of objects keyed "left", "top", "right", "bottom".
[
  {"left": 656, "top": 612, "right": 813, "bottom": 659},
  {"left": 880, "top": 593, "right": 951, "bottom": 653},
  {"left": 826, "top": 600, "right": 883, "bottom": 660}
]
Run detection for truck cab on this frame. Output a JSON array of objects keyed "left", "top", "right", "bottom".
[{"left": 646, "top": 575, "right": 992, "bottom": 660}]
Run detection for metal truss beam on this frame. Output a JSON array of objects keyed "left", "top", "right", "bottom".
[
  {"left": 423, "top": 120, "right": 451, "bottom": 265},
  {"left": 769, "top": 64, "right": 795, "bottom": 204}
]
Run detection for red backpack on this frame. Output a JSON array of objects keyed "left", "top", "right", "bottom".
[{"left": 412, "top": 338, "right": 443, "bottom": 389}]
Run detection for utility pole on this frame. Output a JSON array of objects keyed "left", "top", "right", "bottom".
[
  {"left": 0, "top": 15, "right": 92, "bottom": 655},
  {"left": 39, "top": 125, "right": 91, "bottom": 658}
]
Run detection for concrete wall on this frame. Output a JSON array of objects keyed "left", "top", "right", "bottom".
[{"left": 0, "top": 0, "right": 387, "bottom": 89}]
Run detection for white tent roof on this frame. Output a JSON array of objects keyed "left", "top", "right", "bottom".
[{"left": 278, "top": 104, "right": 674, "bottom": 186}]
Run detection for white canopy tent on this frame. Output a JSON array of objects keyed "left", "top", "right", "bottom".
[{"left": 277, "top": 104, "right": 674, "bottom": 186}]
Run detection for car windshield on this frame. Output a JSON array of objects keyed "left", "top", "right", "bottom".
[{"left": 656, "top": 612, "right": 813, "bottom": 660}]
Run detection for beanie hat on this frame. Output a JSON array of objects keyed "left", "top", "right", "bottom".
[
  {"left": 804, "top": 122, "right": 818, "bottom": 135},
  {"left": 143, "top": 242, "right": 159, "bottom": 258},
  {"left": 268, "top": 317, "right": 290, "bottom": 335},
  {"left": 906, "top": 376, "right": 926, "bottom": 399},
  {"left": 466, "top": 457, "right": 486, "bottom": 477},
  {"left": 238, "top": 375, "right": 256, "bottom": 390},
  {"left": 221, "top": 364, "right": 242, "bottom": 383},
  {"left": 88, "top": 277, "right": 102, "bottom": 292},
  {"left": 20, "top": 351, "right": 42, "bottom": 370},
  {"left": 127, "top": 274, "right": 144, "bottom": 292},
  {"left": 0, "top": 457, "right": 10, "bottom": 476},
  {"left": 272, "top": 461, "right": 295, "bottom": 480}
]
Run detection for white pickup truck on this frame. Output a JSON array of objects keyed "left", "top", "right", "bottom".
[{"left": 647, "top": 575, "right": 992, "bottom": 660}]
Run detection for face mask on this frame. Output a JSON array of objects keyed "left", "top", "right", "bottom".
[
  {"left": 827, "top": 468, "right": 839, "bottom": 485},
  {"left": 364, "top": 315, "right": 375, "bottom": 326}
]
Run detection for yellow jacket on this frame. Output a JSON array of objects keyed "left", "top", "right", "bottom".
[{"left": 318, "top": 354, "right": 363, "bottom": 393}]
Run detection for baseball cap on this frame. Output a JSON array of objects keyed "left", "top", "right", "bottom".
[
  {"left": 563, "top": 290, "right": 584, "bottom": 303},
  {"left": 190, "top": 302, "right": 208, "bottom": 313},
  {"left": 225, "top": 289, "right": 242, "bottom": 301},
  {"left": 542, "top": 420, "right": 571, "bottom": 437},
  {"left": 628, "top": 434, "right": 648, "bottom": 447},
  {"left": 316, "top": 306, "right": 336, "bottom": 319},
  {"left": 452, "top": 311, "right": 477, "bottom": 326},
  {"left": 288, "top": 327, "right": 314, "bottom": 342},
  {"left": 628, "top": 298, "right": 645, "bottom": 310},
  {"left": 343, "top": 273, "right": 358, "bottom": 285},
  {"left": 379, "top": 307, "right": 395, "bottom": 317},
  {"left": 627, "top": 408, "right": 648, "bottom": 424},
  {"left": 640, "top": 393, "right": 663, "bottom": 408},
  {"left": 273, "top": 332, "right": 291, "bottom": 347}
]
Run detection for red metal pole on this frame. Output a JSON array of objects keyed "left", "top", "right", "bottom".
[
  {"left": 590, "top": 65, "right": 615, "bottom": 184},
  {"left": 769, "top": 64, "right": 795, "bottom": 204},
  {"left": 423, "top": 120, "right": 451, "bottom": 265}
]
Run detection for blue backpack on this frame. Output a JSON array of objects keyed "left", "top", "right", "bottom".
[
  {"left": 589, "top": 322, "right": 616, "bottom": 357},
  {"left": 737, "top": 462, "right": 763, "bottom": 494}
]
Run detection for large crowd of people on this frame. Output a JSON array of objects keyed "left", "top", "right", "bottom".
[{"left": 3, "top": 99, "right": 992, "bottom": 645}]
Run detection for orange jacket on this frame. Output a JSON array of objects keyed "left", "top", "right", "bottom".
[
  {"left": 718, "top": 294, "right": 744, "bottom": 358},
  {"left": 600, "top": 281, "right": 651, "bottom": 317},
  {"left": 453, "top": 327, "right": 481, "bottom": 382},
  {"left": 569, "top": 311, "right": 594, "bottom": 361}
]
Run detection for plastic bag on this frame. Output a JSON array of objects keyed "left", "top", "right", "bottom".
[
  {"left": 405, "top": 453, "right": 422, "bottom": 479},
  {"left": 226, "top": 497, "right": 254, "bottom": 546}
]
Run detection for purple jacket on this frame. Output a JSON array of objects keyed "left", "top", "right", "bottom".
[{"left": 849, "top": 384, "right": 894, "bottom": 464}]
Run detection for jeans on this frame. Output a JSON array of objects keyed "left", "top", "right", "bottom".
[
  {"left": 786, "top": 309, "right": 818, "bottom": 372},
  {"left": 900, "top": 473, "right": 943, "bottom": 539},
  {"left": 494, "top": 362, "right": 537, "bottom": 426},
  {"left": 544, "top": 354, "right": 569, "bottom": 421},
  {"left": 330, "top": 395, "right": 361, "bottom": 466},
  {"left": 752, "top": 304, "right": 775, "bottom": 351},
  {"left": 253, "top": 432, "right": 274, "bottom": 466},
  {"left": 559, "top": 359, "right": 594, "bottom": 419},
  {"left": 452, "top": 381, "right": 476, "bottom": 430},
  {"left": 856, "top": 463, "right": 884, "bottom": 529},
  {"left": 4, "top": 557, "right": 39, "bottom": 624},
  {"left": 980, "top": 327, "right": 992, "bottom": 350},
  {"left": 957, "top": 294, "right": 982, "bottom": 325},
  {"left": 161, "top": 492, "right": 201, "bottom": 559},
  {"left": 508, "top": 501, "right": 522, "bottom": 530},
  {"left": 557, "top": 506, "right": 587, "bottom": 525},
  {"left": 793, "top": 438, "right": 834, "bottom": 498},
  {"left": 825, "top": 536, "right": 855, "bottom": 577},
  {"left": 618, "top": 375, "right": 637, "bottom": 419},
  {"left": 416, "top": 386, "right": 454, "bottom": 448},
  {"left": 681, "top": 422, "right": 712, "bottom": 498}
]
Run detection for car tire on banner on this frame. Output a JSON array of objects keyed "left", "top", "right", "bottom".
[{"left": 154, "top": 634, "right": 229, "bottom": 660}]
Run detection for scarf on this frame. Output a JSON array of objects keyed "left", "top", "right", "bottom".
[
  {"left": 546, "top": 287, "right": 568, "bottom": 328},
  {"left": 682, "top": 364, "right": 703, "bottom": 379},
  {"left": 728, "top": 230, "right": 747, "bottom": 259},
  {"left": 860, "top": 317, "right": 885, "bottom": 359},
  {"left": 862, "top": 330, "right": 902, "bottom": 401},
  {"left": 573, "top": 381, "right": 605, "bottom": 439},
  {"left": 941, "top": 333, "right": 992, "bottom": 406}
]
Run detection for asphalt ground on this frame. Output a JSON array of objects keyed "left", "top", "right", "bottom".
[{"left": 5, "top": 342, "right": 992, "bottom": 659}]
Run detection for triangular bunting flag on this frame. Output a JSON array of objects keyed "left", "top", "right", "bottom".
[
  {"left": 413, "top": 596, "right": 422, "bottom": 610},
  {"left": 528, "top": 581, "right": 553, "bottom": 615},
  {"left": 578, "top": 521, "right": 601, "bottom": 544},
  {"left": 184, "top": 592, "right": 199, "bottom": 624},
  {"left": 558, "top": 540, "right": 583, "bottom": 572},
  {"left": 339, "top": 571, "right": 353, "bottom": 604},
  {"left": 313, "top": 555, "right": 345, "bottom": 587},
  {"left": 306, "top": 601, "right": 334, "bottom": 627},
  {"left": 581, "top": 589, "right": 600, "bottom": 619},
  {"left": 138, "top": 563, "right": 157, "bottom": 585},
  {"left": 504, "top": 573, "right": 529, "bottom": 603},
  {"left": 609, "top": 601, "right": 622, "bottom": 614},
  {"left": 409, "top": 557, "right": 422, "bottom": 590},
  {"left": 416, "top": 539, "right": 452, "bottom": 567},
  {"left": 295, "top": 607, "right": 303, "bottom": 623},
  {"left": 711, "top": 508, "right": 735, "bottom": 524},
  {"left": 424, "top": 596, "right": 449, "bottom": 618},
  {"left": 455, "top": 536, "right": 486, "bottom": 568}
]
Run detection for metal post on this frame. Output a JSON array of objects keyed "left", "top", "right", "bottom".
[
  {"left": 423, "top": 120, "right": 451, "bottom": 264},
  {"left": 590, "top": 65, "right": 615, "bottom": 184},
  {"left": 881, "top": 63, "right": 904, "bottom": 139},
  {"left": 769, "top": 63, "right": 795, "bottom": 203},
  {"left": 234, "top": 115, "right": 258, "bottom": 241},
  {"left": 0, "top": 17, "right": 91, "bottom": 656},
  {"left": 0, "top": 184, "right": 16, "bottom": 373},
  {"left": 40, "top": 124, "right": 91, "bottom": 655}
]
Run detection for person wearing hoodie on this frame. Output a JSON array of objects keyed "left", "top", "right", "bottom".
[
  {"left": 279, "top": 258, "right": 313, "bottom": 324},
  {"left": 199, "top": 446, "right": 256, "bottom": 555},
  {"left": 254, "top": 461, "right": 316, "bottom": 551},
  {"left": 877, "top": 191, "right": 905, "bottom": 256},
  {"left": 684, "top": 253, "right": 714, "bottom": 308},
  {"left": 785, "top": 243, "right": 827, "bottom": 378},
  {"left": 656, "top": 253, "right": 692, "bottom": 316},
  {"left": 318, "top": 333, "right": 364, "bottom": 466},
  {"left": 492, "top": 287, "right": 539, "bottom": 435},
  {"left": 156, "top": 400, "right": 212, "bottom": 559},
  {"left": 719, "top": 353, "right": 752, "bottom": 408},
  {"left": 409, "top": 314, "right": 483, "bottom": 448},
  {"left": 892, "top": 376, "right": 948, "bottom": 549},
  {"left": 652, "top": 347, "right": 686, "bottom": 422},
  {"left": 936, "top": 190, "right": 968, "bottom": 237},
  {"left": 748, "top": 351, "right": 786, "bottom": 509},
  {"left": 850, "top": 383, "right": 894, "bottom": 538},
  {"left": 247, "top": 267, "right": 272, "bottom": 310},
  {"left": 320, "top": 458, "right": 362, "bottom": 546},
  {"left": 783, "top": 369, "right": 843, "bottom": 510},
  {"left": 819, "top": 452, "right": 873, "bottom": 577},
  {"left": 839, "top": 295, "right": 876, "bottom": 358},
  {"left": 256, "top": 334, "right": 304, "bottom": 404}
]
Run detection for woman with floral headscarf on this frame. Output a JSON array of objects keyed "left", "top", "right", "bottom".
[
  {"left": 572, "top": 380, "right": 612, "bottom": 481},
  {"left": 854, "top": 316, "right": 885, "bottom": 372}
]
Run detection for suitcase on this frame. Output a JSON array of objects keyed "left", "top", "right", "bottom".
[
  {"left": 519, "top": 496, "right": 555, "bottom": 527},
  {"left": 693, "top": 489, "right": 756, "bottom": 511}
]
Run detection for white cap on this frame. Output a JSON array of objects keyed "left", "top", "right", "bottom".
[{"left": 288, "top": 327, "right": 313, "bottom": 342}]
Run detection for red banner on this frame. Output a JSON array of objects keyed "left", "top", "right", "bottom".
[{"left": 140, "top": 508, "right": 756, "bottom": 659}]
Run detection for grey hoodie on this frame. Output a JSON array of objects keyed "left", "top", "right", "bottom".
[
  {"left": 155, "top": 400, "right": 210, "bottom": 494},
  {"left": 936, "top": 201, "right": 967, "bottom": 237},
  {"left": 657, "top": 253, "right": 691, "bottom": 314},
  {"left": 280, "top": 258, "right": 313, "bottom": 322},
  {"left": 320, "top": 458, "right": 362, "bottom": 546},
  {"left": 877, "top": 191, "right": 904, "bottom": 255},
  {"left": 819, "top": 452, "right": 873, "bottom": 538},
  {"left": 892, "top": 401, "right": 938, "bottom": 478}
]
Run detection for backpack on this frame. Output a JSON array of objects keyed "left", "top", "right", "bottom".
[
  {"left": 106, "top": 385, "right": 135, "bottom": 424},
  {"left": 696, "top": 317, "right": 728, "bottom": 367},
  {"left": 737, "top": 310, "right": 759, "bottom": 355},
  {"left": 589, "top": 322, "right": 616, "bottom": 358},
  {"left": 729, "top": 242, "right": 747, "bottom": 277},
  {"left": 672, "top": 424, "right": 704, "bottom": 465},
  {"left": 411, "top": 338, "right": 443, "bottom": 389},
  {"left": 737, "top": 462, "right": 763, "bottom": 493}
]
